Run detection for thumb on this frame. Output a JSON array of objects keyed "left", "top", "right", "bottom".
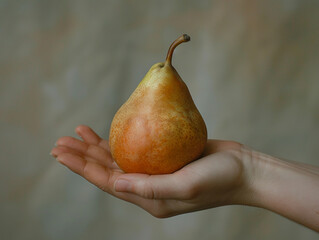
[{"left": 114, "top": 173, "right": 187, "bottom": 200}]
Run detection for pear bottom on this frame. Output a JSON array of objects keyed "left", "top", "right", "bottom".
[{"left": 109, "top": 115, "right": 207, "bottom": 175}]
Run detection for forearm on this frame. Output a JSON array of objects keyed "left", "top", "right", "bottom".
[{"left": 242, "top": 147, "right": 319, "bottom": 232}]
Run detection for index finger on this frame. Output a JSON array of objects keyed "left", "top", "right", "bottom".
[
  {"left": 75, "top": 125, "right": 110, "bottom": 151},
  {"left": 75, "top": 125, "right": 101, "bottom": 145}
]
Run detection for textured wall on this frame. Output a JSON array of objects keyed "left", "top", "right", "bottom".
[{"left": 1, "top": 0, "right": 319, "bottom": 239}]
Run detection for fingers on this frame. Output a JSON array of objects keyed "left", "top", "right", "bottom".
[
  {"left": 56, "top": 136, "right": 87, "bottom": 153},
  {"left": 114, "top": 172, "right": 190, "bottom": 200},
  {"left": 56, "top": 153, "right": 149, "bottom": 204},
  {"left": 57, "top": 152, "right": 120, "bottom": 194},
  {"left": 55, "top": 136, "right": 117, "bottom": 169},
  {"left": 98, "top": 140, "right": 111, "bottom": 151},
  {"left": 51, "top": 145, "right": 80, "bottom": 158},
  {"left": 57, "top": 152, "right": 86, "bottom": 176},
  {"left": 56, "top": 152, "right": 175, "bottom": 217},
  {"left": 75, "top": 125, "right": 110, "bottom": 151},
  {"left": 51, "top": 145, "right": 116, "bottom": 169},
  {"left": 75, "top": 125, "right": 101, "bottom": 145}
]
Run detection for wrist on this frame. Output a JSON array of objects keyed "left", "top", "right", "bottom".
[
  {"left": 239, "top": 146, "right": 319, "bottom": 231},
  {"left": 238, "top": 146, "right": 292, "bottom": 209},
  {"left": 239, "top": 146, "right": 275, "bottom": 207},
  {"left": 225, "top": 144, "right": 262, "bottom": 207}
]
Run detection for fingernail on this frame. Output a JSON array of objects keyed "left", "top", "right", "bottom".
[{"left": 115, "top": 179, "right": 132, "bottom": 192}]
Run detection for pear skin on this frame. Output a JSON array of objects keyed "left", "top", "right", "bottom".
[{"left": 109, "top": 34, "right": 207, "bottom": 174}]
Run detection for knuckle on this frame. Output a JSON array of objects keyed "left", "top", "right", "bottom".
[
  {"left": 87, "top": 144, "right": 110, "bottom": 160},
  {"left": 86, "top": 144, "right": 95, "bottom": 155},
  {"left": 141, "top": 182, "right": 155, "bottom": 199}
]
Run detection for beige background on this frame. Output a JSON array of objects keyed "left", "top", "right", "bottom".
[{"left": 1, "top": 0, "right": 319, "bottom": 239}]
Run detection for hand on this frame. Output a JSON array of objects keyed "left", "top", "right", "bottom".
[{"left": 51, "top": 125, "right": 248, "bottom": 218}]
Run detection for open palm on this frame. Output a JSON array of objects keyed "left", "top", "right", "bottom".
[{"left": 51, "top": 125, "right": 245, "bottom": 218}]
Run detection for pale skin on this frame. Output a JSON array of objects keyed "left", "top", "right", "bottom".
[{"left": 50, "top": 125, "right": 319, "bottom": 232}]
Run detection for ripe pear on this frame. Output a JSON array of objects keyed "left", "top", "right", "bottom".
[{"left": 109, "top": 34, "right": 207, "bottom": 174}]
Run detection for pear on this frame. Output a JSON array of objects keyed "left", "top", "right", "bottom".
[{"left": 109, "top": 34, "right": 207, "bottom": 174}]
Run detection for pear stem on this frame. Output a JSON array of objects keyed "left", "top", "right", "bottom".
[{"left": 165, "top": 34, "right": 190, "bottom": 65}]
